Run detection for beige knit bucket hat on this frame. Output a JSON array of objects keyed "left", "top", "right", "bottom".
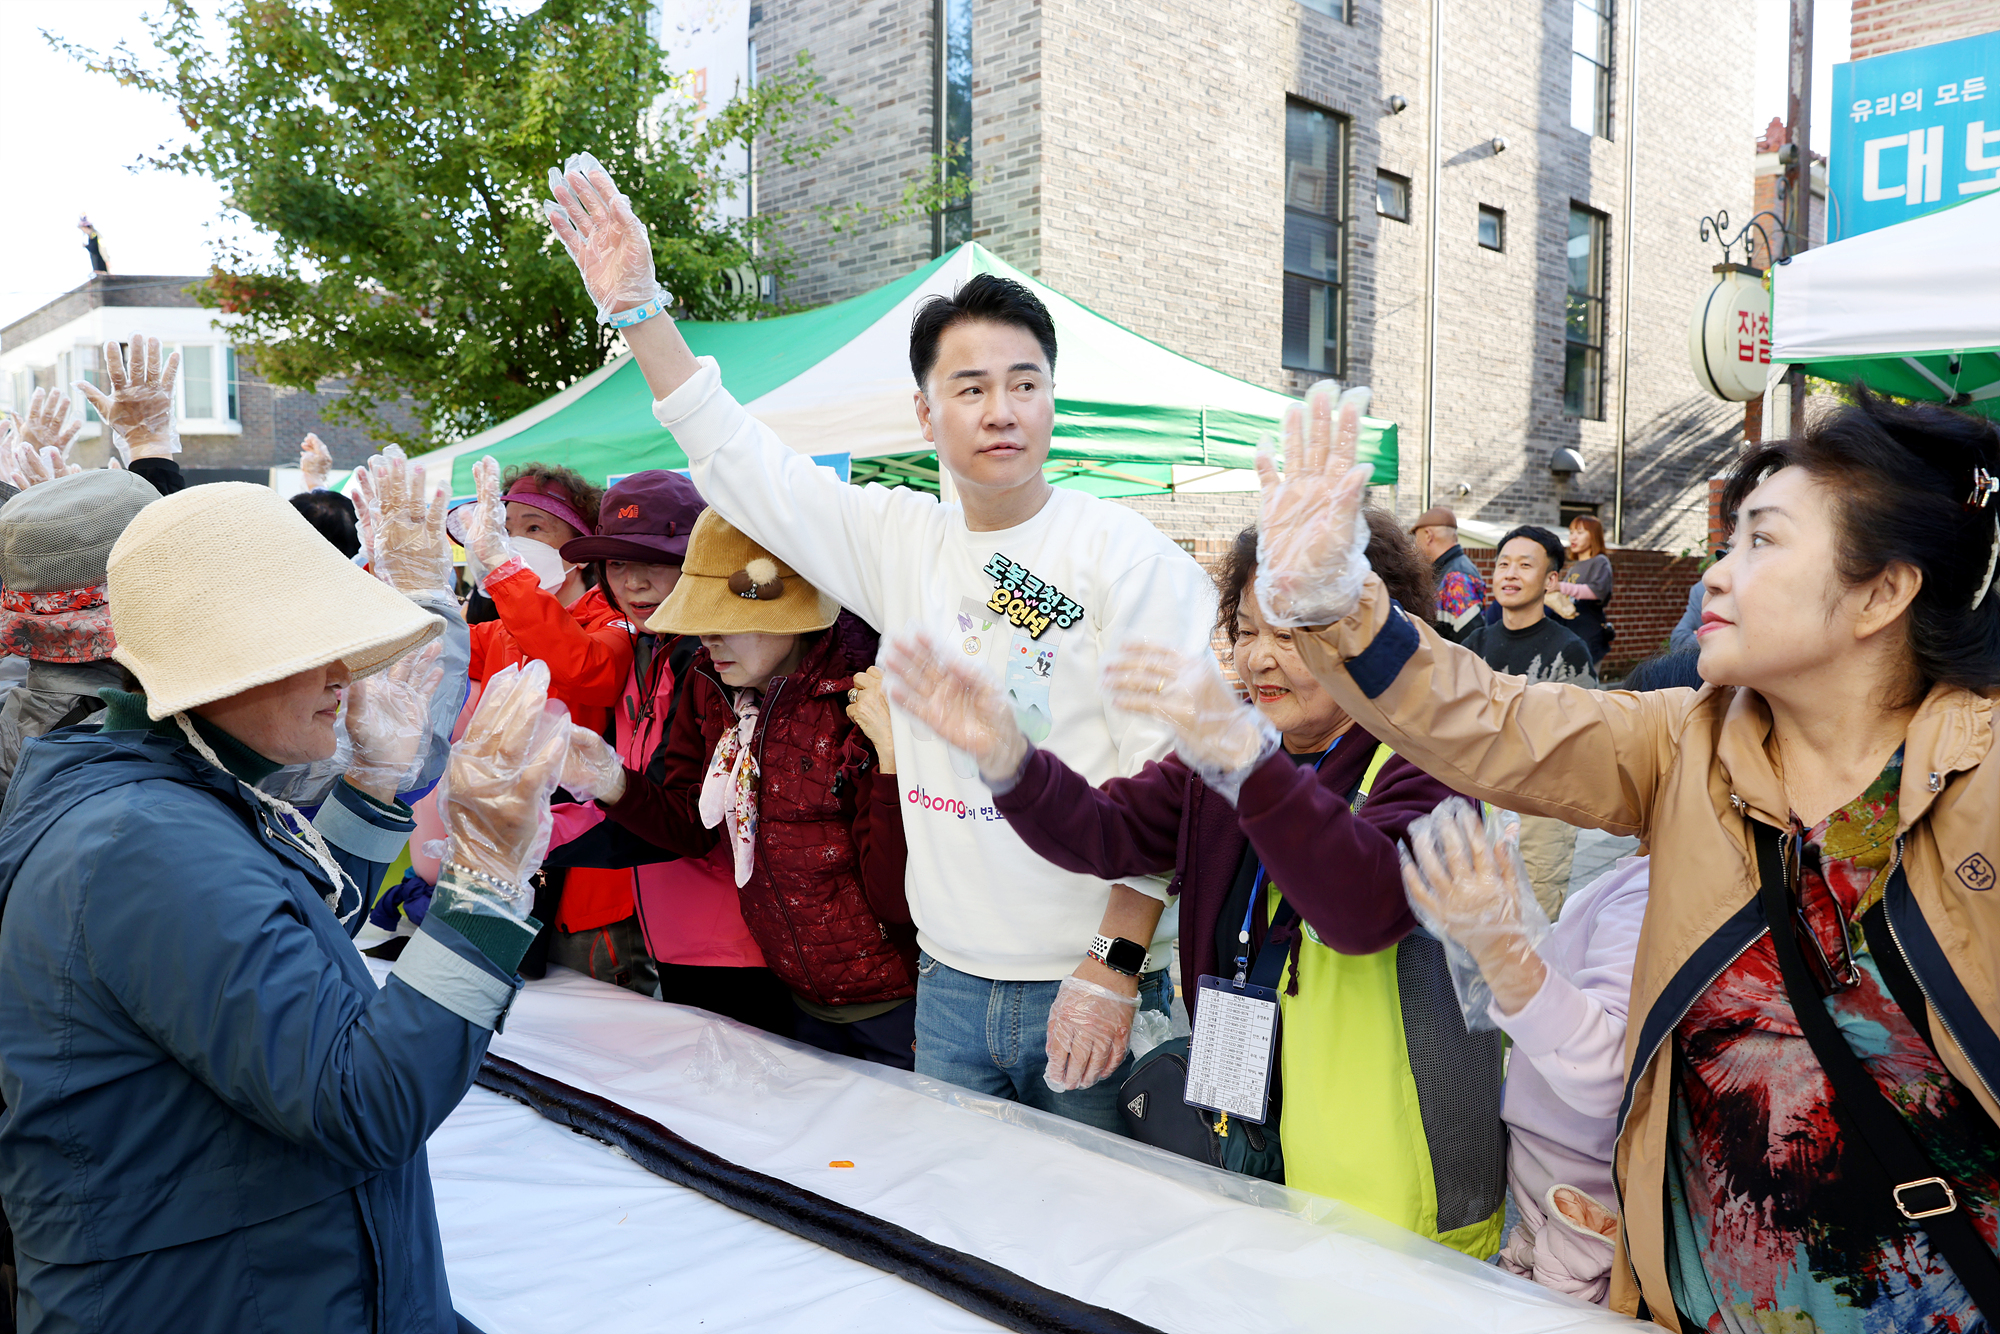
[
  {"left": 645, "top": 510, "right": 837, "bottom": 637},
  {"left": 108, "top": 482, "right": 444, "bottom": 720}
]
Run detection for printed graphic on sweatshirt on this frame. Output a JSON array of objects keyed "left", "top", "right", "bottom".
[
  {"left": 1004, "top": 633, "right": 1058, "bottom": 744},
  {"left": 983, "top": 553, "right": 1084, "bottom": 640},
  {"left": 956, "top": 596, "right": 998, "bottom": 660}
]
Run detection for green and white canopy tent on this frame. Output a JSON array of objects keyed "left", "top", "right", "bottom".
[
  {"left": 420, "top": 243, "right": 1397, "bottom": 497},
  {"left": 1770, "top": 191, "right": 2000, "bottom": 417}
]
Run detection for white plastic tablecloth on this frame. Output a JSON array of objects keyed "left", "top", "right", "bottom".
[{"left": 395, "top": 963, "right": 1645, "bottom": 1333}]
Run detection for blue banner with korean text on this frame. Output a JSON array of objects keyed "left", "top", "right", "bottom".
[{"left": 1828, "top": 31, "right": 2000, "bottom": 241}]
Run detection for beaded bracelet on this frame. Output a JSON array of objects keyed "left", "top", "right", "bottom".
[{"left": 442, "top": 860, "right": 522, "bottom": 903}]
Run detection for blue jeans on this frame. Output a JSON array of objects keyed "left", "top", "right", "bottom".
[{"left": 913, "top": 951, "right": 1170, "bottom": 1134}]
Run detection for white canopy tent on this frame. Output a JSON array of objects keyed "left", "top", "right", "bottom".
[{"left": 1769, "top": 191, "right": 2000, "bottom": 415}]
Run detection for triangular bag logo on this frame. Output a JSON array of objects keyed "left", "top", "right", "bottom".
[{"left": 1125, "top": 1092, "right": 1148, "bottom": 1119}]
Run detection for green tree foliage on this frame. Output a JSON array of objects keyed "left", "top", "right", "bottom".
[{"left": 62, "top": 0, "right": 844, "bottom": 450}]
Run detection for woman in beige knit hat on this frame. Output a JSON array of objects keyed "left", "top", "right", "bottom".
[
  {"left": 564, "top": 511, "right": 922, "bottom": 1067},
  {"left": 0, "top": 480, "right": 593, "bottom": 1333}
]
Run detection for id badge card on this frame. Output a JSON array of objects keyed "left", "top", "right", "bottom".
[{"left": 1185, "top": 974, "right": 1280, "bottom": 1124}]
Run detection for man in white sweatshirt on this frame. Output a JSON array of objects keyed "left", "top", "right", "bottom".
[{"left": 544, "top": 155, "right": 1217, "bottom": 1130}]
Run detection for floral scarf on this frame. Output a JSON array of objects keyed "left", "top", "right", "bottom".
[{"left": 698, "top": 690, "right": 761, "bottom": 887}]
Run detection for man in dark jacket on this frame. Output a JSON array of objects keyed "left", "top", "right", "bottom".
[
  {"left": 1408, "top": 506, "right": 1486, "bottom": 643},
  {"left": 0, "top": 482, "right": 573, "bottom": 1333},
  {"left": 1459, "top": 525, "right": 1593, "bottom": 918}
]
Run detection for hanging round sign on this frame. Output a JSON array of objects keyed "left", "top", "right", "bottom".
[{"left": 1688, "top": 264, "right": 1772, "bottom": 402}]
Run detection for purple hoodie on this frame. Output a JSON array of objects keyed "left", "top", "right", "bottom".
[{"left": 992, "top": 725, "right": 1456, "bottom": 1010}]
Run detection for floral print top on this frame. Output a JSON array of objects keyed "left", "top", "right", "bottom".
[{"left": 1666, "top": 751, "right": 2000, "bottom": 1333}]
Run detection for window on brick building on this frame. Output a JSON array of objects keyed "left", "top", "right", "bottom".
[
  {"left": 1294, "top": 0, "right": 1355, "bottom": 22},
  {"left": 1376, "top": 170, "right": 1410, "bottom": 222},
  {"left": 174, "top": 344, "right": 241, "bottom": 423},
  {"left": 1477, "top": 204, "right": 1504, "bottom": 250},
  {"left": 1565, "top": 206, "right": 1607, "bottom": 418},
  {"left": 1571, "top": 0, "right": 1612, "bottom": 137},
  {"left": 1282, "top": 101, "right": 1346, "bottom": 375},
  {"left": 935, "top": 0, "right": 973, "bottom": 252}
]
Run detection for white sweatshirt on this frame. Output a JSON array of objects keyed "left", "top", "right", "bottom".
[{"left": 656, "top": 358, "right": 1219, "bottom": 980}]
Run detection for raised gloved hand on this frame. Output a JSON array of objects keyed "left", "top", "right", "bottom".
[
  {"left": 76, "top": 335, "right": 181, "bottom": 460},
  {"left": 559, "top": 724, "right": 628, "bottom": 804},
  {"left": 461, "top": 455, "right": 518, "bottom": 576},
  {"left": 355, "top": 445, "right": 452, "bottom": 594},
  {"left": 1398, "top": 798, "right": 1551, "bottom": 1016},
  {"left": 880, "top": 630, "right": 1028, "bottom": 787},
  {"left": 1101, "top": 642, "right": 1278, "bottom": 802},
  {"left": 1253, "top": 381, "right": 1375, "bottom": 627},
  {"left": 343, "top": 642, "right": 446, "bottom": 801},
  {"left": 1043, "top": 975, "right": 1141, "bottom": 1092},
  {"left": 299, "top": 433, "right": 332, "bottom": 491},
  {"left": 19, "top": 387, "right": 82, "bottom": 457},
  {"left": 435, "top": 660, "right": 573, "bottom": 917},
  {"left": 0, "top": 428, "right": 82, "bottom": 490},
  {"left": 544, "top": 152, "right": 672, "bottom": 323}
]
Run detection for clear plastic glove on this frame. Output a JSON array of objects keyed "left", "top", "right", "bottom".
[
  {"left": 437, "top": 659, "right": 573, "bottom": 909},
  {"left": 1398, "top": 798, "right": 1553, "bottom": 1026},
  {"left": 76, "top": 334, "right": 181, "bottom": 460},
  {"left": 560, "top": 724, "right": 627, "bottom": 804},
  {"left": 0, "top": 432, "right": 82, "bottom": 490},
  {"left": 462, "top": 455, "right": 518, "bottom": 575},
  {"left": 845, "top": 665, "right": 896, "bottom": 772},
  {"left": 544, "top": 152, "right": 672, "bottom": 323},
  {"left": 1101, "top": 641, "right": 1278, "bottom": 803},
  {"left": 355, "top": 445, "right": 452, "bottom": 594},
  {"left": 344, "top": 642, "right": 446, "bottom": 800},
  {"left": 1253, "top": 381, "right": 1374, "bottom": 627},
  {"left": 880, "top": 630, "right": 1028, "bottom": 787},
  {"left": 1043, "top": 975, "right": 1141, "bottom": 1092},
  {"left": 19, "top": 387, "right": 82, "bottom": 457},
  {"left": 299, "top": 432, "right": 332, "bottom": 491}
]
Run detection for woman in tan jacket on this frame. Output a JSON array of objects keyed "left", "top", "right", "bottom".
[{"left": 1239, "top": 385, "right": 2000, "bottom": 1332}]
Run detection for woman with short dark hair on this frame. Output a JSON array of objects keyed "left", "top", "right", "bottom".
[
  {"left": 1256, "top": 384, "right": 2000, "bottom": 1330},
  {"left": 882, "top": 511, "right": 1510, "bottom": 1257}
]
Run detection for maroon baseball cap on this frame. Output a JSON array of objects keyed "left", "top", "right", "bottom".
[{"left": 560, "top": 470, "right": 706, "bottom": 564}]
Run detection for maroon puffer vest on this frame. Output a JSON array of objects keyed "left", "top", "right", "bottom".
[{"left": 683, "top": 612, "right": 915, "bottom": 1007}]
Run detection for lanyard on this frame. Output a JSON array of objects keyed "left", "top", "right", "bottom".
[{"left": 1232, "top": 736, "right": 1341, "bottom": 984}]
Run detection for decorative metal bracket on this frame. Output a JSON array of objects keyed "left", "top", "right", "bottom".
[{"left": 1697, "top": 209, "right": 1795, "bottom": 269}]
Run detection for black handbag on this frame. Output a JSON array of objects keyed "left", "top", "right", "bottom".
[
  {"left": 1749, "top": 818, "right": 2000, "bottom": 1315},
  {"left": 1116, "top": 897, "right": 1302, "bottom": 1185}
]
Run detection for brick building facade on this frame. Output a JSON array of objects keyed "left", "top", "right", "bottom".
[
  {"left": 748, "top": 0, "right": 1756, "bottom": 554},
  {"left": 1851, "top": 0, "right": 2000, "bottom": 59}
]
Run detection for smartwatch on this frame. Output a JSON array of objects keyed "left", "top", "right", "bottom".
[{"left": 1088, "top": 933, "right": 1151, "bottom": 977}]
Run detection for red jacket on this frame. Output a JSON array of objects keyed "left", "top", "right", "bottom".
[
  {"left": 468, "top": 563, "right": 634, "bottom": 734},
  {"left": 469, "top": 565, "right": 637, "bottom": 932},
  {"left": 603, "top": 612, "right": 914, "bottom": 1007}
]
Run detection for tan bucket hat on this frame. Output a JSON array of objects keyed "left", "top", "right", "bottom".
[
  {"left": 108, "top": 482, "right": 444, "bottom": 719},
  {"left": 645, "top": 510, "right": 837, "bottom": 637}
]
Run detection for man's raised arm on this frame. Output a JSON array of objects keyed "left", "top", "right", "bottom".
[{"left": 544, "top": 153, "right": 919, "bottom": 625}]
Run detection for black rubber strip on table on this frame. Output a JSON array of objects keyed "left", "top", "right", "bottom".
[{"left": 474, "top": 1054, "right": 1165, "bottom": 1334}]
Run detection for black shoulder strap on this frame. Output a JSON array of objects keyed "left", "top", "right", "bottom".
[
  {"left": 1859, "top": 899, "right": 1934, "bottom": 1055},
  {"left": 1749, "top": 819, "right": 2000, "bottom": 1312}
]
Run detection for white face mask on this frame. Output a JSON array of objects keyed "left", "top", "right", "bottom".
[{"left": 513, "top": 537, "right": 576, "bottom": 592}]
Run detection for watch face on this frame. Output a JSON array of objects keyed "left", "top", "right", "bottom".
[{"left": 1104, "top": 937, "right": 1148, "bottom": 975}]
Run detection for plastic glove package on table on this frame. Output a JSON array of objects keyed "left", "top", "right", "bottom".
[{"left": 376, "top": 961, "right": 1644, "bottom": 1333}]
